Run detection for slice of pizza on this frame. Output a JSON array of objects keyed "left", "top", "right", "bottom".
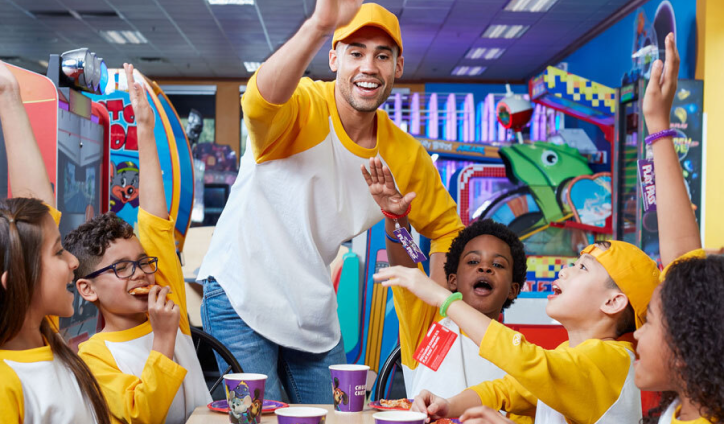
[
  {"left": 431, "top": 419, "right": 456, "bottom": 424},
  {"left": 379, "top": 398, "right": 413, "bottom": 410}
]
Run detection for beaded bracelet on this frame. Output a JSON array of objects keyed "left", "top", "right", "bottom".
[{"left": 645, "top": 129, "right": 677, "bottom": 145}]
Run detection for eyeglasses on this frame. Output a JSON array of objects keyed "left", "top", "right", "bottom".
[{"left": 83, "top": 257, "right": 159, "bottom": 280}]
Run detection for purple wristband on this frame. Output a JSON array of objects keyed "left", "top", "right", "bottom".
[{"left": 645, "top": 129, "right": 677, "bottom": 145}]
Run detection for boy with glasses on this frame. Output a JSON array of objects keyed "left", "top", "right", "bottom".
[{"left": 64, "top": 64, "right": 211, "bottom": 424}]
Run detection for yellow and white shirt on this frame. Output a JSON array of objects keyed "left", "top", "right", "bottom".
[
  {"left": 394, "top": 286, "right": 507, "bottom": 399},
  {"left": 470, "top": 320, "right": 641, "bottom": 424},
  {"left": 659, "top": 398, "right": 713, "bottom": 424},
  {"left": 78, "top": 208, "right": 211, "bottom": 424},
  {"left": 0, "top": 207, "right": 99, "bottom": 424},
  {"left": 0, "top": 343, "right": 98, "bottom": 424},
  {"left": 197, "top": 72, "right": 464, "bottom": 352}
]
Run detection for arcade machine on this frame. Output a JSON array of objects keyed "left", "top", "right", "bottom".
[
  {"left": 614, "top": 79, "right": 704, "bottom": 261},
  {"left": 450, "top": 67, "right": 618, "bottom": 337},
  {"left": 0, "top": 49, "right": 112, "bottom": 350},
  {"left": 85, "top": 69, "right": 194, "bottom": 252}
]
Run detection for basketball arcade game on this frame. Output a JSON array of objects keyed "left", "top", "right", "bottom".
[
  {"left": 1, "top": 52, "right": 195, "bottom": 350},
  {"left": 0, "top": 53, "right": 112, "bottom": 350}
]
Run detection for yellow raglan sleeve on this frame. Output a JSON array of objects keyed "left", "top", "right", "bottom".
[
  {"left": 0, "top": 362, "right": 24, "bottom": 423},
  {"left": 242, "top": 72, "right": 330, "bottom": 163},
  {"left": 468, "top": 375, "right": 538, "bottom": 417},
  {"left": 660, "top": 248, "right": 706, "bottom": 281},
  {"left": 79, "top": 340, "right": 187, "bottom": 424},
  {"left": 46, "top": 204, "right": 62, "bottom": 331},
  {"left": 477, "top": 320, "right": 633, "bottom": 423},
  {"left": 137, "top": 208, "right": 190, "bottom": 336},
  {"left": 381, "top": 135, "right": 464, "bottom": 255},
  {"left": 392, "top": 285, "right": 439, "bottom": 368}
]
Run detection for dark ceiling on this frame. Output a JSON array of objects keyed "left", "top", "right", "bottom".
[{"left": 0, "top": 0, "right": 638, "bottom": 82}]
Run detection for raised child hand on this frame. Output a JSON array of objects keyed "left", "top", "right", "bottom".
[
  {"left": 460, "top": 406, "right": 515, "bottom": 424},
  {"left": 361, "top": 157, "right": 416, "bottom": 216},
  {"left": 412, "top": 390, "right": 452, "bottom": 423},
  {"left": 642, "top": 33, "right": 680, "bottom": 134},
  {"left": 0, "top": 61, "right": 20, "bottom": 96},
  {"left": 124, "top": 63, "right": 155, "bottom": 129},
  {"left": 374, "top": 265, "right": 450, "bottom": 308},
  {"left": 148, "top": 285, "right": 180, "bottom": 359}
]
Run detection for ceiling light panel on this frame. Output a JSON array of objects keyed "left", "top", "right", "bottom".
[
  {"left": 481, "top": 24, "right": 529, "bottom": 39},
  {"left": 244, "top": 61, "right": 262, "bottom": 72},
  {"left": 465, "top": 47, "right": 505, "bottom": 60},
  {"left": 451, "top": 66, "right": 486, "bottom": 76},
  {"left": 100, "top": 30, "right": 148, "bottom": 45},
  {"left": 504, "top": 0, "right": 559, "bottom": 13},
  {"left": 208, "top": 0, "right": 254, "bottom": 4}
]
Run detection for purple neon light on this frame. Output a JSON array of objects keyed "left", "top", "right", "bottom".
[
  {"left": 394, "top": 92, "right": 402, "bottom": 128},
  {"left": 464, "top": 94, "right": 474, "bottom": 142},
  {"left": 445, "top": 93, "right": 456, "bottom": 141},
  {"left": 411, "top": 93, "right": 420, "bottom": 135},
  {"left": 428, "top": 93, "right": 438, "bottom": 139}
]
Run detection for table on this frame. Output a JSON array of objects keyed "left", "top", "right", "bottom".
[{"left": 187, "top": 404, "right": 383, "bottom": 423}]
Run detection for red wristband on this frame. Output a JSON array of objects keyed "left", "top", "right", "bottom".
[{"left": 381, "top": 203, "right": 411, "bottom": 220}]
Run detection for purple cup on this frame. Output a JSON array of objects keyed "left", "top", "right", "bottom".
[
  {"left": 329, "top": 364, "right": 369, "bottom": 412},
  {"left": 223, "top": 373, "right": 267, "bottom": 424},
  {"left": 275, "top": 407, "right": 328, "bottom": 424},
  {"left": 373, "top": 411, "right": 427, "bottom": 424}
]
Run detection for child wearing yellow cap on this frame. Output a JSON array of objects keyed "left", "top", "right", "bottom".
[
  {"left": 375, "top": 238, "right": 655, "bottom": 423},
  {"left": 633, "top": 34, "right": 716, "bottom": 424}
]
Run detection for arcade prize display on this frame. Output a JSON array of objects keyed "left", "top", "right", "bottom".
[
  {"left": 0, "top": 50, "right": 112, "bottom": 350},
  {"left": 614, "top": 79, "right": 703, "bottom": 261}
]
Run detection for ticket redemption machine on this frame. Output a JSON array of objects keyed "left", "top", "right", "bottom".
[{"left": 85, "top": 69, "right": 195, "bottom": 252}]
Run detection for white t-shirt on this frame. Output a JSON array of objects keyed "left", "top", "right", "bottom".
[{"left": 197, "top": 75, "right": 463, "bottom": 353}]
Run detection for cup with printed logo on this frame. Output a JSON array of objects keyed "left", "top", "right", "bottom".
[
  {"left": 329, "top": 364, "right": 370, "bottom": 412},
  {"left": 223, "top": 373, "right": 267, "bottom": 424},
  {"left": 373, "top": 411, "right": 427, "bottom": 424},
  {"left": 275, "top": 407, "right": 328, "bottom": 424}
]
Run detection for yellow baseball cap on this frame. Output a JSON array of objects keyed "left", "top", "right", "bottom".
[
  {"left": 581, "top": 241, "right": 660, "bottom": 329},
  {"left": 332, "top": 3, "right": 403, "bottom": 55}
]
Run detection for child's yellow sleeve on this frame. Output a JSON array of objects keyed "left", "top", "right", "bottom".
[
  {"left": 137, "top": 207, "right": 190, "bottom": 335},
  {"left": 468, "top": 375, "right": 537, "bottom": 417},
  {"left": 45, "top": 204, "right": 61, "bottom": 331},
  {"left": 79, "top": 340, "right": 187, "bottom": 424},
  {"left": 476, "top": 320, "right": 633, "bottom": 423},
  {"left": 0, "top": 362, "right": 24, "bottom": 423},
  {"left": 392, "top": 285, "right": 438, "bottom": 369},
  {"left": 660, "top": 248, "right": 706, "bottom": 281}
]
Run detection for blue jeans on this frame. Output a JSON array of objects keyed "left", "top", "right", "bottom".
[{"left": 200, "top": 277, "right": 346, "bottom": 404}]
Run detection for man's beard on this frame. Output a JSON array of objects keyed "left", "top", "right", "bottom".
[{"left": 338, "top": 79, "right": 393, "bottom": 112}]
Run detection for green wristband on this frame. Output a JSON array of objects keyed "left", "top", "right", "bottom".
[{"left": 440, "top": 292, "right": 463, "bottom": 318}]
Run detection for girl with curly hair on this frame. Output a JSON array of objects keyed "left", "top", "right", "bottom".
[{"left": 635, "top": 33, "right": 721, "bottom": 424}]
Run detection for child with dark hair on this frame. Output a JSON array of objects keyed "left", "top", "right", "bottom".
[
  {"left": 64, "top": 64, "right": 211, "bottom": 424},
  {"left": 634, "top": 33, "right": 717, "bottom": 424},
  {"left": 362, "top": 159, "right": 526, "bottom": 402},
  {"left": 0, "top": 61, "right": 111, "bottom": 424}
]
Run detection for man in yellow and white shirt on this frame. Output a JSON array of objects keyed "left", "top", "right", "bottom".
[{"left": 197, "top": 1, "right": 463, "bottom": 403}]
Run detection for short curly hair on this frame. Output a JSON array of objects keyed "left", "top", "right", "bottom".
[
  {"left": 63, "top": 212, "right": 135, "bottom": 280},
  {"left": 444, "top": 218, "right": 527, "bottom": 309},
  {"left": 654, "top": 256, "right": 724, "bottom": 422}
]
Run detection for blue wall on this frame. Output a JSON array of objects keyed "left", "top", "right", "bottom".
[{"left": 563, "top": 0, "right": 697, "bottom": 88}]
